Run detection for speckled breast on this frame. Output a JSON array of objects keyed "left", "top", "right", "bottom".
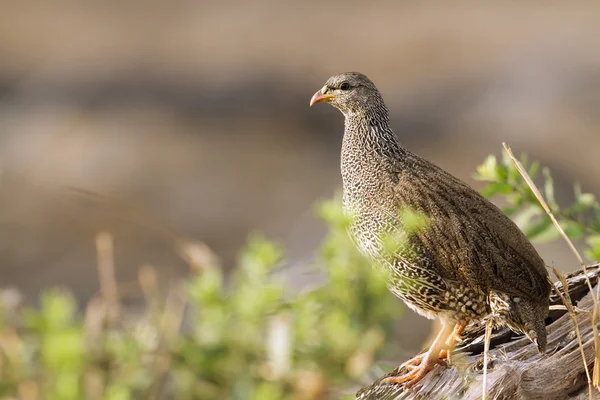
[{"left": 342, "top": 194, "right": 489, "bottom": 322}]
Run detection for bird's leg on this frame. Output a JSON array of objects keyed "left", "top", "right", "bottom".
[
  {"left": 401, "top": 321, "right": 465, "bottom": 371},
  {"left": 445, "top": 321, "right": 467, "bottom": 365},
  {"left": 398, "top": 350, "right": 448, "bottom": 372},
  {"left": 448, "top": 321, "right": 467, "bottom": 345},
  {"left": 383, "top": 320, "right": 455, "bottom": 387}
]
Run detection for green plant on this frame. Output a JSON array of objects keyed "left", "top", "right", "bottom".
[
  {"left": 475, "top": 151, "right": 600, "bottom": 262},
  {"left": 0, "top": 197, "right": 401, "bottom": 400},
  {"left": 0, "top": 149, "right": 598, "bottom": 400},
  {"left": 176, "top": 198, "right": 400, "bottom": 399}
]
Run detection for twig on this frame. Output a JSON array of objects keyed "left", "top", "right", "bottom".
[
  {"left": 501, "top": 143, "right": 587, "bottom": 269},
  {"left": 594, "top": 280, "right": 600, "bottom": 388},
  {"left": 482, "top": 319, "right": 493, "bottom": 400},
  {"left": 550, "top": 267, "right": 592, "bottom": 399},
  {"left": 502, "top": 142, "right": 599, "bottom": 394},
  {"left": 95, "top": 232, "right": 120, "bottom": 325},
  {"left": 83, "top": 296, "right": 108, "bottom": 399},
  {"left": 145, "top": 287, "right": 186, "bottom": 399}
]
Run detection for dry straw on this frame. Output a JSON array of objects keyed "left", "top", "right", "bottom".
[{"left": 500, "top": 142, "right": 599, "bottom": 400}]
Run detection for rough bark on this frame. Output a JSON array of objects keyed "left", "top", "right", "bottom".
[{"left": 357, "top": 264, "right": 600, "bottom": 400}]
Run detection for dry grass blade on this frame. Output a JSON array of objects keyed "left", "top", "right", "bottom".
[
  {"left": 161, "top": 289, "right": 186, "bottom": 345},
  {"left": 594, "top": 282, "right": 600, "bottom": 388},
  {"left": 18, "top": 380, "right": 39, "bottom": 400},
  {"left": 139, "top": 265, "right": 161, "bottom": 316},
  {"left": 501, "top": 143, "right": 587, "bottom": 269},
  {"left": 83, "top": 297, "right": 109, "bottom": 400},
  {"left": 550, "top": 266, "right": 592, "bottom": 399},
  {"left": 144, "top": 288, "right": 186, "bottom": 399},
  {"left": 482, "top": 319, "right": 493, "bottom": 400},
  {"left": 137, "top": 262, "right": 187, "bottom": 399},
  {"left": 95, "top": 232, "right": 121, "bottom": 325},
  {"left": 176, "top": 239, "right": 220, "bottom": 274},
  {"left": 502, "top": 142, "right": 599, "bottom": 394}
]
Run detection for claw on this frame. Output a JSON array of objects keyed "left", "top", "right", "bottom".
[
  {"left": 446, "top": 321, "right": 467, "bottom": 347},
  {"left": 403, "top": 363, "right": 420, "bottom": 372},
  {"left": 383, "top": 346, "right": 450, "bottom": 387},
  {"left": 383, "top": 321, "right": 467, "bottom": 387},
  {"left": 383, "top": 366, "right": 429, "bottom": 387},
  {"left": 383, "top": 355, "right": 443, "bottom": 387},
  {"left": 399, "top": 353, "right": 425, "bottom": 369},
  {"left": 450, "top": 331, "right": 464, "bottom": 343},
  {"left": 400, "top": 350, "right": 449, "bottom": 370}
]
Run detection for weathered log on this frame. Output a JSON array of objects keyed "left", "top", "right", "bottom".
[{"left": 357, "top": 264, "right": 600, "bottom": 400}]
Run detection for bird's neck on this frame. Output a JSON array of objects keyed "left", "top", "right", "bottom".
[
  {"left": 341, "top": 110, "right": 406, "bottom": 172},
  {"left": 340, "top": 110, "right": 407, "bottom": 209}
]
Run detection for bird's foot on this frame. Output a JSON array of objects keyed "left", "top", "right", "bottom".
[
  {"left": 448, "top": 330, "right": 464, "bottom": 345},
  {"left": 382, "top": 320, "right": 463, "bottom": 388},
  {"left": 399, "top": 350, "right": 449, "bottom": 371},
  {"left": 382, "top": 350, "right": 448, "bottom": 388}
]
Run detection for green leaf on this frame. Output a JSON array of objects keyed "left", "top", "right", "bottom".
[
  {"left": 501, "top": 150, "right": 513, "bottom": 169},
  {"left": 519, "top": 153, "right": 529, "bottom": 171},
  {"left": 593, "top": 207, "right": 600, "bottom": 232},
  {"left": 501, "top": 151, "right": 521, "bottom": 185},
  {"left": 253, "top": 382, "right": 284, "bottom": 400},
  {"left": 543, "top": 167, "right": 558, "bottom": 211},
  {"left": 524, "top": 216, "right": 553, "bottom": 241},
  {"left": 578, "top": 193, "right": 596, "bottom": 207},
  {"left": 495, "top": 163, "right": 508, "bottom": 181},
  {"left": 501, "top": 204, "right": 520, "bottom": 216},
  {"left": 42, "top": 329, "right": 84, "bottom": 370},
  {"left": 474, "top": 155, "right": 498, "bottom": 181},
  {"left": 562, "top": 220, "right": 585, "bottom": 239},
  {"left": 105, "top": 384, "right": 132, "bottom": 400},
  {"left": 585, "top": 235, "right": 600, "bottom": 261},
  {"left": 481, "top": 182, "right": 513, "bottom": 198},
  {"left": 40, "top": 290, "right": 77, "bottom": 331},
  {"left": 188, "top": 267, "right": 223, "bottom": 305},
  {"left": 513, "top": 205, "right": 542, "bottom": 232},
  {"left": 239, "top": 234, "right": 283, "bottom": 277},
  {"left": 52, "top": 372, "right": 82, "bottom": 400},
  {"left": 317, "top": 195, "right": 349, "bottom": 227},
  {"left": 528, "top": 161, "right": 540, "bottom": 180},
  {"left": 399, "top": 208, "right": 430, "bottom": 234},
  {"left": 530, "top": 224, "right": 561, "bottom": 243}
]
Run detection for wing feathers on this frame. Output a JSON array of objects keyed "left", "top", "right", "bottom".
[{"left": 393, "top": 155, "right": 549, "bottom": 301}]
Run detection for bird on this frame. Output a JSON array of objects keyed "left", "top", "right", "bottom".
[{"left": 309, "top": 72, "right": 550, "bottom": 387}]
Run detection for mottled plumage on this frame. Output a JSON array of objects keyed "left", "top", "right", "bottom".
[{"left": 310, "top": 72, "right": 550, "bottom": 386}]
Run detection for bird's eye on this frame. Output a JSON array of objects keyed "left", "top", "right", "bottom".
[{"left": 340, "top": 82, "right": 350, "bottom": 91}]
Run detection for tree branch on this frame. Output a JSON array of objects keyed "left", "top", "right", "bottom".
[{"left": 357, "top": 264, "right": 600, "bottom": 400}]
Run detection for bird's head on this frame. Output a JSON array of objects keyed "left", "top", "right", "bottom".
[{"left": 309, "top": 72, "right": 386, "bottom": 117}]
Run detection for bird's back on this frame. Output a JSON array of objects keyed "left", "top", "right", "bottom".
[{"left": 392, "top": 150, "right": 550, "bottom": 302}]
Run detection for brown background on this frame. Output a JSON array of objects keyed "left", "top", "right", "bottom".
[{"left": 1, "top": 1, "right": 599, "bottom": 357}]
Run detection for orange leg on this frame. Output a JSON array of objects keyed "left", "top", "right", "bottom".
[
  {"left": 383, "top": 320, "right": 455, "bottom": 388},
  {"left": 445, "top": 321, "right": 467, "bottom": 365},
  {"left": 398, "top": 349, "right": 448, "bottom": 372},
  {"left": 383, "top": 320, "right": 467, "bottom": 387}
]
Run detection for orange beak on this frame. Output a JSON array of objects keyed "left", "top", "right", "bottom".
[{"left": 309, "top": 87, "right": 337, "bottom": 106}]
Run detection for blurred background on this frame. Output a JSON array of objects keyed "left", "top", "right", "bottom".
[{"left": 1, "top": 2, "right": 599, "bottom": 359}]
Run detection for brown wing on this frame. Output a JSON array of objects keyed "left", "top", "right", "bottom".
[{"left": 392, "top": 153, "right": 550, "bottom": 301}]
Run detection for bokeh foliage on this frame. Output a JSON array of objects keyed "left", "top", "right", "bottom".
[
  {"left": 0, "top": 149, "right": 598, "bottom": 400},
  {"left": 0, "top": 198, "right": 400, "bottom": 400},
  {"left": 475, "top": 151, "right": 600, "bottom": 261}
]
